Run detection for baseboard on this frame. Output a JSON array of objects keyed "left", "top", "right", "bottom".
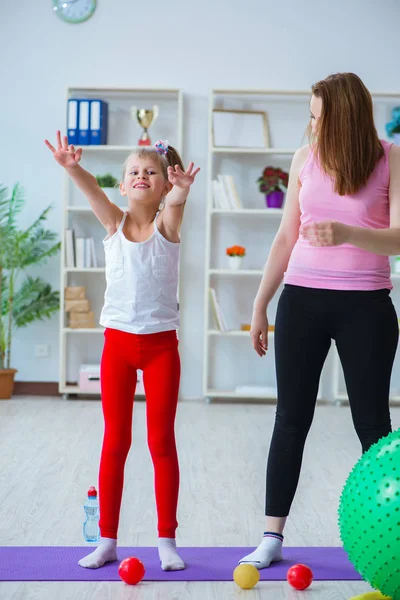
[{"left": 13, "top": 382, "right": 60, "bottom": 396}]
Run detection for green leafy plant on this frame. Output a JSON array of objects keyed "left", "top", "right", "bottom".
[
  {"left": 95, "top": 173, "right": 119, "bottom": 188},
  {"left": 386, "top": 106, "right": 400, "bottom": 137},
  {"left": 0, "top": 184, "right": 60, "bottom": 370}
]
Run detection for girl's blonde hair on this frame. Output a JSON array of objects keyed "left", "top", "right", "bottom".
[{"left": 122, "top": 144, "right": 184, "bottom": 180}]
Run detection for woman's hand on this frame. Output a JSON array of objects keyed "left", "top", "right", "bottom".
[
  {"left": 45, "top": 130, "right": 82, "bottom": 169},
  {"left": 250, "top": 309, "right": 269, "bottom": 357},
  {"left": 301, "top": 220, "right": 351, "bottom": 246}
]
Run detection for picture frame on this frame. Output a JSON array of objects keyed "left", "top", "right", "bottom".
[{"left": 212, "top": 109, "right": 269, "bottom": 149}]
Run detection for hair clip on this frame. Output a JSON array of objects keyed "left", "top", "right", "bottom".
[{"left": 154, "top": 140, "right": 169, "bottom": 156}]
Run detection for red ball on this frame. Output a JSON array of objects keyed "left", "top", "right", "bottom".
[
  {"left": 287, "top": 563, "right": 313, "bottom": 590},
  {"left": 118, "top": 557, "right": 145, "bottom": 585}
]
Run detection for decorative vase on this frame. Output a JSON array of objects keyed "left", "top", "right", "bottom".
[
  {"left": 0, "top": 368, "right": 17, "bottom": 400},
  {"left": 229, "top": 256, "right": 242, "bottom": 270},
  {"left": 393, "top": 133, "right": 400, "bottom": 146},
  {"left": 102, "top": 187, "right": 122, "bottom": 205},
  {"left": 265, "top": 190, "right": 284, "bottom": 209}
]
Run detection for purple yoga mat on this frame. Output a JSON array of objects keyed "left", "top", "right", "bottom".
[{"left": 0, "top": 546, "right": 362, "bottom": 582}]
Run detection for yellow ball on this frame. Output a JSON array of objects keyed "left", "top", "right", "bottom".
[
  {"left": 233, "top": 564, "right": 260, "bottom": 589},
  {"left": 349, "top": 592, "right": 392, "bottom": 600}
]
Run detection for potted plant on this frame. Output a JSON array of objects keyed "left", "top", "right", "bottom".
[
  {"left": 386, "top": 107, "right": 400, "bottom": 146},
  {"left": 0, "top": 184, "right": 60, "bottom": 399},
  {"left": 95, "top": 173, "right": 121, "bottom": 204},
  {"left": 257, "top": 166, "right": 289, "bottom": 209},
  {"left": 226, "top": 245, "right": 246, "bottom": 270}
]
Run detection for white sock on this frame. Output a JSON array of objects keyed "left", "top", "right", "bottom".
[
  {"left": 78, "top": 537, "right": 118, "bottom": 569},
  {"left": 239, "top": 532, "right": 283, "bottom": 570},
  {"left": 158, "top": 538, "right": 185, "bottom": 571}
]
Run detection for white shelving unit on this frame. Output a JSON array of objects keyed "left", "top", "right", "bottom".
[
  {"left": 203, "top": 88, "right": 310, "bottom": 402},
  {"left": 59, "top": 87, "right": 183, "bottom": 398},
  {"left": 203, "top": 88, "right": 400, "bottom": 403}
]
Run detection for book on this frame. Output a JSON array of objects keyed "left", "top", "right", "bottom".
[
  {"left": 77, "top": 100, "right": 90, "bottom": 145},
  {"left": 235, "top": 385, "right": 278, "bottom": 396},
  {"left": 90, "top": 238, "right": 97, "bottom": 268},
  {"left": 89, "top": 99, "right": 108, "bottom": 145},
  {"left": 209, "top": 287, "right": 228, "bottom": 331},
  {"left": 212, "top": 180, "right": 223, "bottom": 209},
  {"left": 217, "top": 174, "right": 235, "bottom": 210},
  {"left": 85, "top": 238, "right": 92, "bottom": 268},
  {"left": 75, "top": 237, "right": 85, "bottom": 269},
  {"left": 224, "top": 175, "right": 243, "bottom": 209},
  {"left": 67, "top": 99, "right": 79, "bottom": 145},
  {"left": 65, "top": 229, "right": 75, "bottom": 268}
]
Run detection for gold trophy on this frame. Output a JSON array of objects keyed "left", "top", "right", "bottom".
[{"left": 132, "top": 106, "right": 159, "bottom": 146}]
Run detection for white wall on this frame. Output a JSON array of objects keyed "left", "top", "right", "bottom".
[{"left": 1, "top": 0, "right": 399, "bottom": 397}]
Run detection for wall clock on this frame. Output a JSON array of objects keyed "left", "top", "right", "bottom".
[{"left": 53, "top": 0, "right": 96, "bottom": 24}]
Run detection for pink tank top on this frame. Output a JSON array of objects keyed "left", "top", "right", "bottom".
[{"left": 284, "top": 140, "right": 393, "bottom": 291}]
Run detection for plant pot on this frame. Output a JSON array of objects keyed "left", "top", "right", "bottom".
[
  {"left": 265, "top": 190, "right": 284, "bottom": 209},
  {"left": 0, "top": 368, "right": 17, "bottom": 400},
  {"left": 393, "top": 133, "right": 400, "bottom": 146},
  {"left": 102, "top": 187, "right": 122, "bottom": 205},
  {"left": 229, "top": 256, "right": 243, "bottom": 270}
]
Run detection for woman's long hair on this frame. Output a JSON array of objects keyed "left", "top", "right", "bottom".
[{"left": 307, "top": 73, "right": 383, "bottom": 196}]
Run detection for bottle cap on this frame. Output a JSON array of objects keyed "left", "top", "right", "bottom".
[{"left": 88, "top": 486, "right": 97, "bottom": 498}]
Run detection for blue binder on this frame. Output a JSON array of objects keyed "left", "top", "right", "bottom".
[
  {"left": 67, "top": 99, "right": 80, "bottom": 145},
  {"left": 90, "top": 99, "right": 108, "bottom": 145},
  {"left": 78, "top": 100, "right": 90, "bottom": 145}
]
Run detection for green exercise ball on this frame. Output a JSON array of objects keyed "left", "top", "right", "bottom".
[{"left": 338, "top": 429, "right": 400, "bottom": 599}]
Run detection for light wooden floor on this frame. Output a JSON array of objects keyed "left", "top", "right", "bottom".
[{"left": 1, "top": 397, "right": 399, "bottom": 600}]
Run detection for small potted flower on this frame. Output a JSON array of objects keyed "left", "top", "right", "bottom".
[
  {"left": 386, "top": 106, "right": 400, "bottom": 146},
  {"left": 95, "top": 173, "right": 121, "bottom": 204},
  {"left": 257, "top": 166, "right": 289, "bottom": 209},
  {"left": 226, "top": 245, "right": 246, "bottom": 270}
]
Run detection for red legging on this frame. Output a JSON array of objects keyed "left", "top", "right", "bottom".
[{"left": 98, "top": 327, "right": 181, "bottom": 539}]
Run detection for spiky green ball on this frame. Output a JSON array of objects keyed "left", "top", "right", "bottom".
[{"left": 339, "top": 430, "right": 400, "bottom": 599}]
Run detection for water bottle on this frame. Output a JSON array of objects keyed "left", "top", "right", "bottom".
[{"left": 83, "top": 486, "right": 100, "bottom": 543}]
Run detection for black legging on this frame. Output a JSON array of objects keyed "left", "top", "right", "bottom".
[{"left": 265, "top": 284, "right": 399, "bottom": 517}]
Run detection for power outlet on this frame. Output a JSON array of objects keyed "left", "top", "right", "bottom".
[{"left": 35, "top": 344, "right": 50, "bottom": 358}]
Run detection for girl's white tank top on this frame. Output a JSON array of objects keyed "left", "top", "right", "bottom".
[{"left": 100, "top": 211, "right": 180, "bottom": 334}]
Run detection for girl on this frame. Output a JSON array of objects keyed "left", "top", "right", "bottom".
[
  {"left": 239, "top": 73, "right": 400, "bottom": 569},
  {"left": 45, "top": 132, "right": 199, "bottom": 570}
]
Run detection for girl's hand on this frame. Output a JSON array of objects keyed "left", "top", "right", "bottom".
[
  {"left": 44, "top": 130, "right": 82, "bottom": 169},
  {"left": 250, "top": 309, "right": 269, "bottom": 357},
  {"left": 300, "top": 221, "right": 351, "bottom": 247},
  {"left": 167, "top": 162, "right": 200, "bottom": 189}
]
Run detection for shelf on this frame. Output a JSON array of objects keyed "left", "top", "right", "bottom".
[
  {"left": 205, "top": 389, "right": 324, "bottom": 401},
  {"left": 204, "top": 87, "right": 400, "bottom": 404},
  {"left": 61, "top": 384, "right": 145, "bottom": 397},
  {"left": 65, "top": 268, "right": 105, "bottom": 273},
  {"left": 208, "top": 329, "right": 249, "bottom": 336},
  {"left": 208, "top": 329, "right": 275, "bottom": 337},
  {"left": 66, "top": 206, "right": 92, "bottom": 212},
  {"left": 62, "top": 328, "right": 104, "bottom": 333},
  {"left": 209, "top": 269, "right": 264, "bottom": 276},
  {"left": 335, "top": 393, "right": 400, "bottom": 403},
  {"left": 212, "top": 88, "right": 400, "bottom": 98},
  {"left": 60, "top": 86, "right": 183, "bottom": 400},
  {"left": 211, "top": 208, "right": 283, "bottom": 216},
  {"left": 205, "top": 389, "right": 278, "bottom": 399},
  {"left": 212, "top": 147, "right": 296, "bottom": 155},
  {"left": 212, "top": 89, "right": 311, "bottom": 97},
  {"left": 69, "top": 86, "right": 180, "bottom": 94},
  {"left": 77, "top": 145, "right": 134, "bottom": 152},
  {"left": 66, "top": 205, "right": 126, "bottom": 213}
]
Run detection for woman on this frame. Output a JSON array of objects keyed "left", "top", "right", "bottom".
[{"left": 239, "top": 72, "right": 400, "bottom": 569}]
